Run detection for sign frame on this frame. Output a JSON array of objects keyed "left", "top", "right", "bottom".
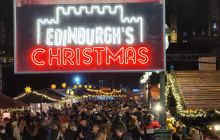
[{"left": 14, "top": 0, "right": 166, "bottom": 73}]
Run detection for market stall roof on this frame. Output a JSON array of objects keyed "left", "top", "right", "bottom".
[
  {"left": 174, "top": 71, "right": 220, "bottom": 110},
  {"left": 42, "top": 88, "right": 66, "bottom": 98},
  {"left": 14, "top": 89, "right": 62, "bottom": 104},
  {"left": 0, "top": 93, "right": 29, "bottom": 110}
]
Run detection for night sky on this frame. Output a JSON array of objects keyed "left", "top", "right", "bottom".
[{"left": 0, "top": 0, "right": 210, "bottom": 97}]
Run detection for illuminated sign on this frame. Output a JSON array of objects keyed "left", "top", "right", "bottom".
[{"left": 15, "top": 0, "right": 165, "bottom": 73}]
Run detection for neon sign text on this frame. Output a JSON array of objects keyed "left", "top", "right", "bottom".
[
  {"left": 46, "top": 26, "right": 134, "bottom": 46},
  {"left": 31, "top": 46, "right": 149, "bottom": 66}
]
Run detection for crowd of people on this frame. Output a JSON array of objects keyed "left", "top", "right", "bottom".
[
  {"left": 0, "top": 99, "right": 211, "bottom": 140},
  {"left": 167, "top": 117, "right": 205, "bottom": 140},
  {"left": 0, "top": 100, "right": 163, "bottom": 140}
]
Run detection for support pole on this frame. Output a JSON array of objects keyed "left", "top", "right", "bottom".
[{"left": 154, "top": 72, "right": 172, "bottom": 140}]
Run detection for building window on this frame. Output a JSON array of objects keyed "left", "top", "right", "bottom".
[
  {"left": 170, "top": 28, "right": 177, "bottom": 43},
  {"left": 213, "top": 22, "right": 217, "bottom": 30},
  {"left": 192, "top": 31, "right": 196, "bottom": 36},
  {"left": 201, "top": 30, "right": 205, "bottom": 36}
]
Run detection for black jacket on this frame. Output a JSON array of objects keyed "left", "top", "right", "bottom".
[
  {"left": 121, "top": 133, "right": 133, "bottom": 140},
  {"left": 128, "top": 127, "right": 141, "bottom": 140},
  {"left": 34, "top": 126, "right": 48, "bottom": 140},
  {"left": 64, "top": 129, "right": 77, "bottom": 140}
]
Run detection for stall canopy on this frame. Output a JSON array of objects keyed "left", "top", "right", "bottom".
[
  {"left": 0, "top": 93, "right": 29, "bottom": 110},
  {"left": 14, "top": 89, "right": 62, "bottom": 104}
]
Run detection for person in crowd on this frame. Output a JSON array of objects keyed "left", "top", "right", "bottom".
[
  {"left": 141, "top": 114, "right": 160, "bottom": 140},
  {"left": 3, "top": 118, "right": 13, "bottom": 139},
  {"left": 18, "top": 118, "right": 28, "bottom": 140},
  {"left": 33, "top": 119, "right": 48, "bottom": 140},
  {"left": 56, "top": 124, "right": 66, "bottom": 140},
  {"left": 127, "top": 116, "right": 141, "bottom": 140},
  {"left": 64, "top": 122, "right": 77, "bottom": 140},
  {"left": 50, "top": 124, "right": 59, "bottom": 140},
  {"left": 189, "top": 128, "right": 201, "bottom": 140},
  {"left": 115, "top": 124, "right": 133, "bottom": 140},
  {"left": 0, "top": 125, "right": 7, "bottom": 140},
  {"left": 59, "top": 112, "right": 69, "bottom": 125},
  {"left": 86, "top": 123, "right": 101, "bottom": 140},
  {"left": 12, "top": 121, "right": 20, "bottom": 140},
  {"left": 77, "top": 118, "right": 90, "bottom": 140}
]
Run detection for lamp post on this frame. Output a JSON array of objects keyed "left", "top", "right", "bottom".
[{"left": 154, "top": 72, "right": 172, "bottom": 140}]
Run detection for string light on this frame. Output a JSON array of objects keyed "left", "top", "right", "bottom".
[
  {"left": 0, "top": 107, "right": 30, "bottom": 112},
  {"left": 87, "top": 88, "right": 122, "bottom": 95},
  {"left": 14, "top": 91, "right": 59, "bottom": 102},
  {"left": 62, "top": 94, "right": 126, "bottom": 101}
]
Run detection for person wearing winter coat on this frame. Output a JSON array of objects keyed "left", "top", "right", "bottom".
[
  {"left": 64, "top": 122, "right": 77, "bottom": 140},
  {"left": 50, "top": 124, "right": 59, "bottom": 140}
]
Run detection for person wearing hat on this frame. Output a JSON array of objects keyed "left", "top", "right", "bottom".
[{"left": 12, "top": 121, "right": 20, "bottom": 140}]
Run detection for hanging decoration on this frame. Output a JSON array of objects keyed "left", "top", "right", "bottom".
[
  {"left": 51, "top": 84, "right": 56, "bottom": 89},
  {"left": 24, "top": 86, "right": 32, "bottom": 94},
  {"left": 73, "top": 85, "right": 77, "bottom": 89},
  {"left": 61, "top": 83, "right": 67, "bottom": 89}
]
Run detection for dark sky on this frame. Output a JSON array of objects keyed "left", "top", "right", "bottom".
[
  {"left": 0, "top": 0, "right": 210, "bottom": 97},
  {"left": 3, "top": 67, "right": 143, "bottom": 97}
]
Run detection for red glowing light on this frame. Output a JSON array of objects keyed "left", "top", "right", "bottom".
[{"left": 30, "top": 46, "right": 149, "bottom": 67}]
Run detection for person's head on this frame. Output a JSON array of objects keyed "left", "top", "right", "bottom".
[
  {"left": 0, "top": 125, "right": 5, "bottom": 134},
  {"left": 189, "top": 128, "right": 198, "bottom": 136},
  {"left": 61, "top": 124, "right": 67, "bottom": 132},
  {"left": 92, "top": 124, "right": 101, "bottom": 135},
  {"left": 69, "top": 122, "right": 77, "bottom": 131},
  {"left": 130, "top": 117, "right": 138, "bottom": 127},
  {"left": 145, "top": 114, "right": 154, "bottom": 125},
  {"left": 80, "top": 119, "right": 87, "bottom": 127},
  {"left": 12, "top": 121, "right": 18, "bottom": 128},
  {"left": 115, "top": 125, "right": 126, "bottom": 138}
]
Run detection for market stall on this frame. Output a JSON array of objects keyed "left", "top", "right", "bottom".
[
  {"left": 14, "top": 89, "right": 62, "bottom": 113},
  {"left": 0, "top": 93, "right": 29, "bottom": 120}
]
